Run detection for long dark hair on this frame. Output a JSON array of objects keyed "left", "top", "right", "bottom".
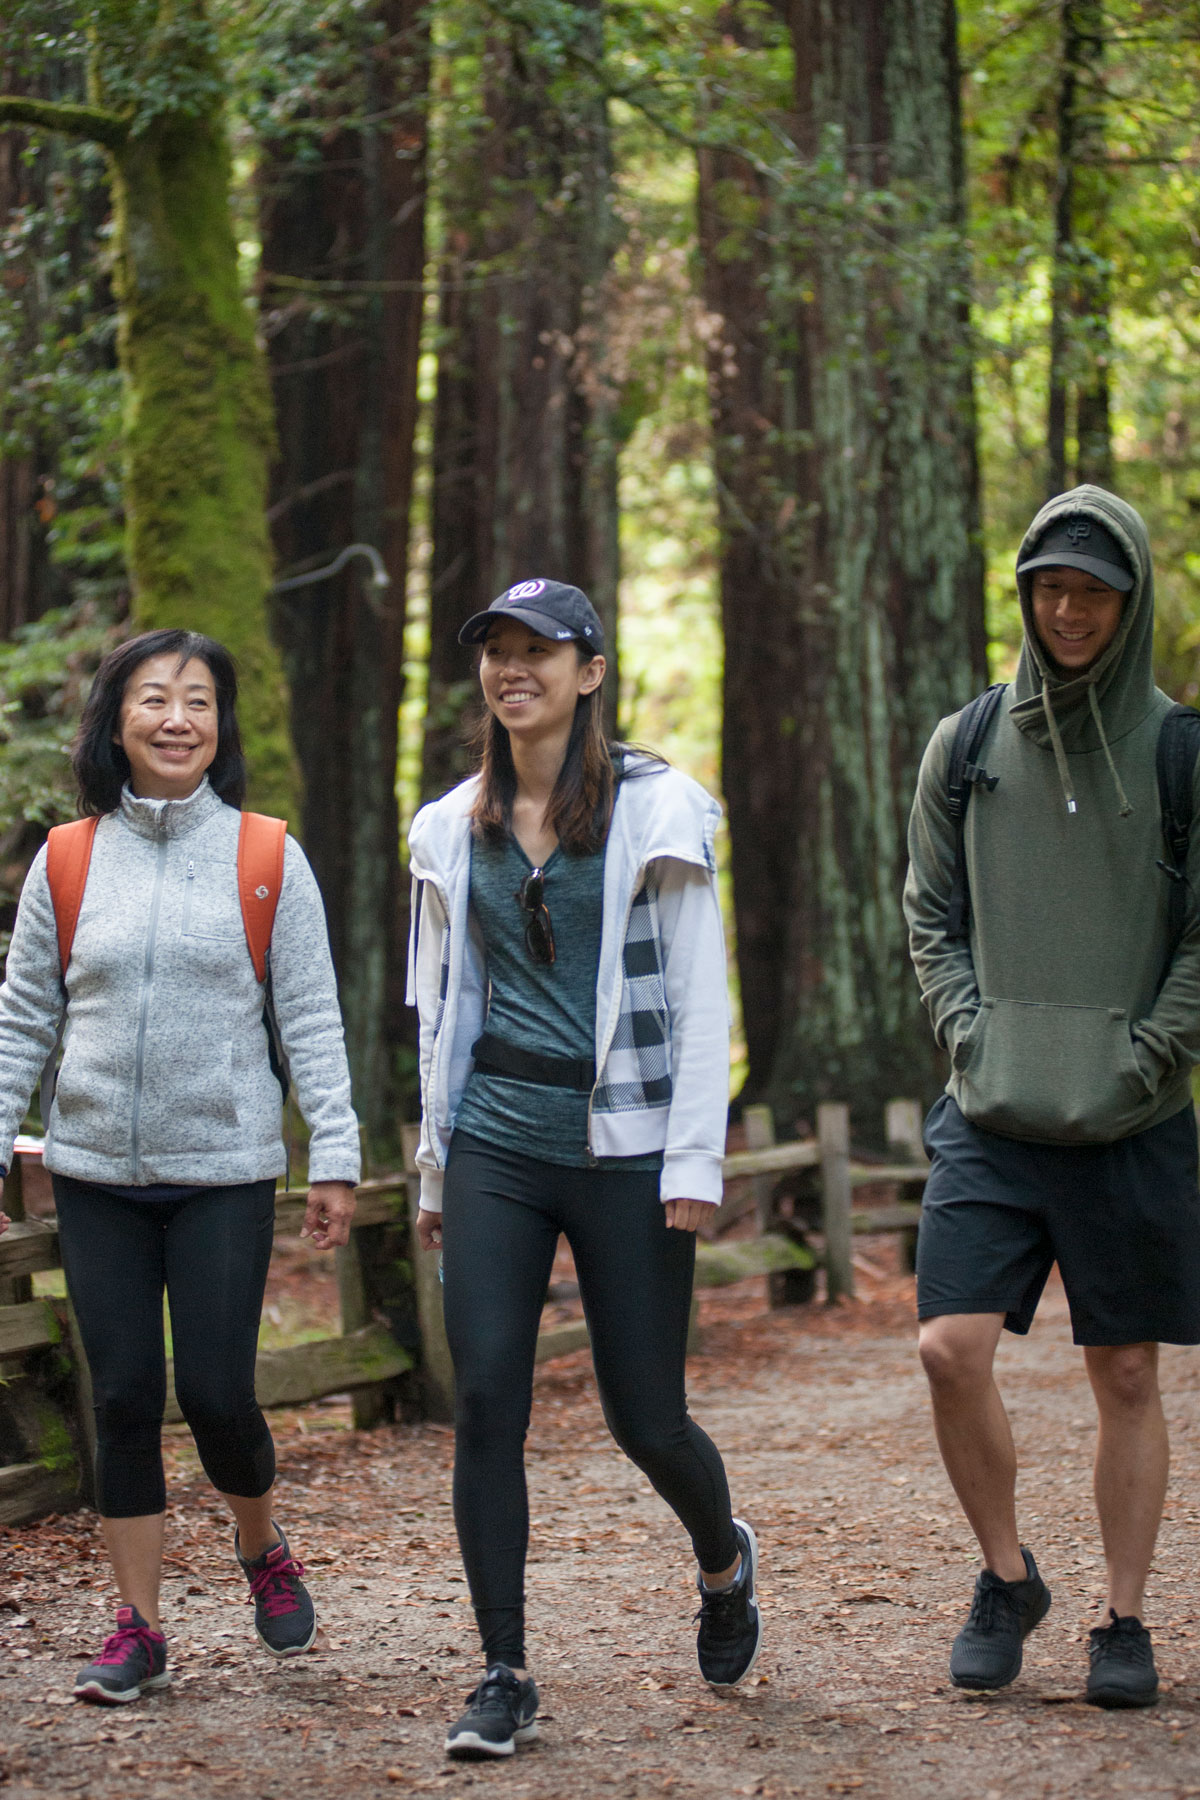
[
  {"left": 471, "top": 648, "right": 618, "bottom": 855},
  {"left": 72, "top": 629, "right": 246, "bottom": 816}
]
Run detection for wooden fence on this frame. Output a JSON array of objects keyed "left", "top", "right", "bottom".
[{"left": 0, "top": 1100, "right": 928, "bottom": 1527}]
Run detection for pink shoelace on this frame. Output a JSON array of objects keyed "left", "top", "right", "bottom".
[
  {"left": 95, "top": 1620, "right": 162, "bottom": 1666},
  {"left": 247, "top": 1548, "right": 307, "bottom": 1619}
]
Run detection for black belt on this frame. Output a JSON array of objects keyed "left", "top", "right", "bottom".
[{"left": 471, "top": 1031, "right": 596, "bottom": 1091}]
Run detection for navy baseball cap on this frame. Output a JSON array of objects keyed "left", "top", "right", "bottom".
[
  {"left": 1017, "top": 515, "right": 1134, "bottom": 592},
  {"left": 457, "top": 578, "right": 605, "bottom": 655}
]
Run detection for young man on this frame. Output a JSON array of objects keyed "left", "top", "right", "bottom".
[{"left": 904, "top": 485, "right": 1200, "bottom": 1709}]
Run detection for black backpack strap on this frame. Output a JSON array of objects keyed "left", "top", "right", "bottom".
[
  {"left": 945, "top": 683, "right": 1007, "bottom": 942},
  {"left": 1156, "top": 703, "right": 1200, "bottom": 955}
]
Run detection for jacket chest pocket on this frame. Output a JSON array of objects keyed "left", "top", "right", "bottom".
[{"left": 181, "top": 857, "right": 244, "bottom": 940}]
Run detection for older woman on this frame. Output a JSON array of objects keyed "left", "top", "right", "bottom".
[{"left": 0, "top": 628, "right": 359, "bottom": 1704}]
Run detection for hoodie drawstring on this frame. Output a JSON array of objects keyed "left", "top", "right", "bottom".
[
  {"left": 1041, "top": 678, "right": 1078, "bottom": 815},
  {"left": 1039, "top": 677, "right": 1134, "bottom": 818},
  {"left": 1087, "top": 682, "right": 1133, "bottom": 817}
]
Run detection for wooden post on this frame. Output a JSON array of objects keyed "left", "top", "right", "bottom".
[
  {"left": 335, "top": 1234, "right": 392, "bottom": 1430},
  {"left": 818, "top": 1102, "right": 854, "bottom": 1303},
  {"left": 885, "top": 1098, "right": 926, "bottom": 1273},
  {"left": 402, "top": 1124, "right": 455, "bottom": 1422},
  {"left": 0, "top": 1154, "right": 31, "bottom": 1306},
  {"left": 743, "top": 1104, "right": 776, "bottom": 1233}
]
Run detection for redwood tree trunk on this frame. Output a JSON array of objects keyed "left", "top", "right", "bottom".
[
  {"left": 697, "top": 12, "right": 811, "bottom": 1093},
  {"left": 260, "top": 1, "right": 428, "bottom": 1148},
  {"left": 708, "top": 0, "right": 987, "bottom": 1137},
  {"left": 422, "top": 0, "right": 619, "bottom": 801},
  {"left": 1048, "top": 0, "right": 1112, "bottom": 496}
]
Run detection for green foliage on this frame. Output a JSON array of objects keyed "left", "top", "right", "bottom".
[{"left": 0, "top": 600, "right": 120, "bottom": 846}]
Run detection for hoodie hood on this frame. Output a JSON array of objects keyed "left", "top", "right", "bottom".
[{"left": 1012, "top": 485, "right": 1156, "bottom": 753}]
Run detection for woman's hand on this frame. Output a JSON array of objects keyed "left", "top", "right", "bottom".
[
  {"left": 664, "top": 1198, "right": 711, "bottom": 1233},
  {"left": 300, "top": 1180, "right": 357, "bottom": 1250},
  {"left": 416, "top": 1208, "right": 443, "bottom": 1252}
]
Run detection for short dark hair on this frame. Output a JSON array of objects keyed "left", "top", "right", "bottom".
[{"left": 72, "top": 629, "right": 246, "bottom": 816}]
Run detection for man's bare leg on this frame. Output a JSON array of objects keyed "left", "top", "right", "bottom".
[
  {"left": 918, "top": 1312, "right": 1027, "bottom": 1580},
  {"left": 1084, "top": 1343, "right": 1167, "bottom": 1620}
]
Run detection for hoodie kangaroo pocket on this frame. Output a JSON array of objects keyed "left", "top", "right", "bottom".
[{"left": 957, "top": 997, "right": 1152, "bottom": 1144}]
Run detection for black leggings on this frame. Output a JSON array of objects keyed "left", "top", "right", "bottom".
[
  {"left": 52, "top": 1175, "right": 277, "bottom": 1518},
  {"left": 441, "top": 1132, "right": 738, "bottom": 1667}
]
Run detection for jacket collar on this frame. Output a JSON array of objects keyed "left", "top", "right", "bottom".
[
  {"left": 118, "top": 777, "right": 225, "bottom": 841},
  {"left": 407, "top": 755, "right": 718, "bottom": 884}
]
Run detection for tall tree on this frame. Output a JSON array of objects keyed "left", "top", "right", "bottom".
[
  {"left": 258, "top": 0, "right": 428, "bottom": 1148},
  {"left": 0, "top": 0, "right": 296, "bottom": 814},
  {"left": 697, "top": 4, "right": 808, "bottom": 1094},
  {"left": 702, "top": 0, "right": 987, "bottom": 1134},
  {"left": 1047, "top": 0, "right": 1113, "bottom": 495},
  {"left": 422, "top": 0, "right": 619, "bottom": 801}
]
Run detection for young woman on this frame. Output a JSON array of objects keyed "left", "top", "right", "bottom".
[
  {"left": 0, "top": 629, "right": 360, "bottom": 1704},
  {"left": 409, "top": 578, "right": 761, "bottom": 1760}
]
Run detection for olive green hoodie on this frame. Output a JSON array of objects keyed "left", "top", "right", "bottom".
[{"left": 904, "top": 484, "right": 1200, "bottom": 1145}]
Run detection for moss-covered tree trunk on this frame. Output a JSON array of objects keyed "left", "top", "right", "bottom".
[
  {"left": 260, "top": 0, "right": 428, "bottom": 1149},
  {"left": 0, "top": 0, "right": 296, "bottom": 815},
  {"left": 422, "top": 0, "right": 619, "bottom": 800}
]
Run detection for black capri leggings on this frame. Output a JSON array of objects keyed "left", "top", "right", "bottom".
[
  {"left": 441, "top": 1132, "right": 738, "bottom": 1667},
  {"left": 52, "top": 1175, "right": 277, "bottom": 1518}
]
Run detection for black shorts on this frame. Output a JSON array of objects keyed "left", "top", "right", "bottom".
[{"left": 916, "top": 1093, "right": 1200, "bottom": 1346}]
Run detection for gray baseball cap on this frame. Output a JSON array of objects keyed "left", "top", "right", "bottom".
[
  {"left": 458, "top": 579, "right": 605, "bottom": 654},
  {"left": 1017, "top": 515, "right": 1135, "bottom": 592}
]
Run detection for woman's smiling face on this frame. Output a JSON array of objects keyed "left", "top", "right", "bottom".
[
  {"left": 116, "top": 653, "right": 220, "bottom": 799},
  {"left": 478, "top": 619, "right": 604, "bottom": 738}
]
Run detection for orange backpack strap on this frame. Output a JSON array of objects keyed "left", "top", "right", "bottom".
[
  {"left": 45, "top": 815, "right": 101, "bottom": 978},
  {"left": 237, "top": 812, "right": 287, "bottom": 984}
]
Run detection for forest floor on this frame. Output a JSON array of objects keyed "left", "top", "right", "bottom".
[{"left": 4, "top": 1250, "right": 1200, "bottom": 1800}]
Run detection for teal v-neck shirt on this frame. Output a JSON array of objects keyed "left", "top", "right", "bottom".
[{"left": 453, "top": 832, "right": 662, "bottom": 1171}]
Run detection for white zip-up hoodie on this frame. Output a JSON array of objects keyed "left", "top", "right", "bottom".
[{"left": 406, "top": 757, "right": 731, "bottom": 1211}]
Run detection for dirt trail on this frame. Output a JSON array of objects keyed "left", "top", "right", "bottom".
[{"left": 3, "top": 1271, "right": 1200, "bottom": 1799}]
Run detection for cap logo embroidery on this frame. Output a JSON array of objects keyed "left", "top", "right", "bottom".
[
  {"left": 1066, "top": 518, "right": 1092, "bottom": 544},
  {"left": 506, "top": 579, "right": 547, "bottom": 601},
  {"left": 255, "top": 885, "right": 270, "bottom": 900}
]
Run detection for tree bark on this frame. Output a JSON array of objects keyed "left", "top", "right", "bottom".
[
  {"left": 697, "top": 6, "right": 810, "bottom": 1095},
  {"left": 1048, "top": 0, "right": 1113, "bottom": 497},
  {"left": 260, "top": 1, "right": 428, "bottom": 1149},
  {"left": 709, "top": 0, "right": 987, "bottom": 1138},
  {"left": 422, "top": 0, "right": 619, "bottom": 801}
]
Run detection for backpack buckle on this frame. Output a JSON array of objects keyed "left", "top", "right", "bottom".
[{"left": 962, "top": 761, "right": 999, "bottom": 793}]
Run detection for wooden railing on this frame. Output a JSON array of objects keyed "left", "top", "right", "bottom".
[{"left": 0, "top": 1099, "right": 928, "bottom": 1526}]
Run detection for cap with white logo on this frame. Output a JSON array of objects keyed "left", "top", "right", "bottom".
[{"left": 457, "top": 578, "right": 605, "bottom": 654}]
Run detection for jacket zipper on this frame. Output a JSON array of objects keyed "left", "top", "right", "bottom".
[
  {"left": 130, "top": 833, "right": 169, "bottom": 1180},
  {"left": 181, "top": 856, "right": 195, "bottom": 933}
]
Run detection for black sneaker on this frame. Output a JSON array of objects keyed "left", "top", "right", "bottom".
[
  {"left": 695, "top": 1518, "right": 763, "bottom": 1689},
  {"left": 235, "top": 1523, "right": 317, "bottom": 1656},
  {"left": 949, "top": 1547, "right": 1051, "bottom": 1690},
  {"left": 445, "top": 1664, "right": 540, "bottom": 1759},
  {"left": 1087, "top": 1610, "right": 1159, "bottom": 1708},
  {"left": 73, "top": 1606, "right": 169, "bottom": 1705}
]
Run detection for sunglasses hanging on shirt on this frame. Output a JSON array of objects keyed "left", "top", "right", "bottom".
[{"left": 515, "top": 868, "right": 556, "bottom": 965}]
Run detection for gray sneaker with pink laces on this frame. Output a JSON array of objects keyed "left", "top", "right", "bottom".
[
  {"left": 74, "top": 1606, "right": 169, "bottom": 1705},
  {"left": 235, "top": 1523, "right": 317, "bottom": 1655}
]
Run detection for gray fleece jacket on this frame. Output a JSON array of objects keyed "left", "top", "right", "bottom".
[{"left": 0, "top": 780, "right": 360, "bottom": 1186}]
